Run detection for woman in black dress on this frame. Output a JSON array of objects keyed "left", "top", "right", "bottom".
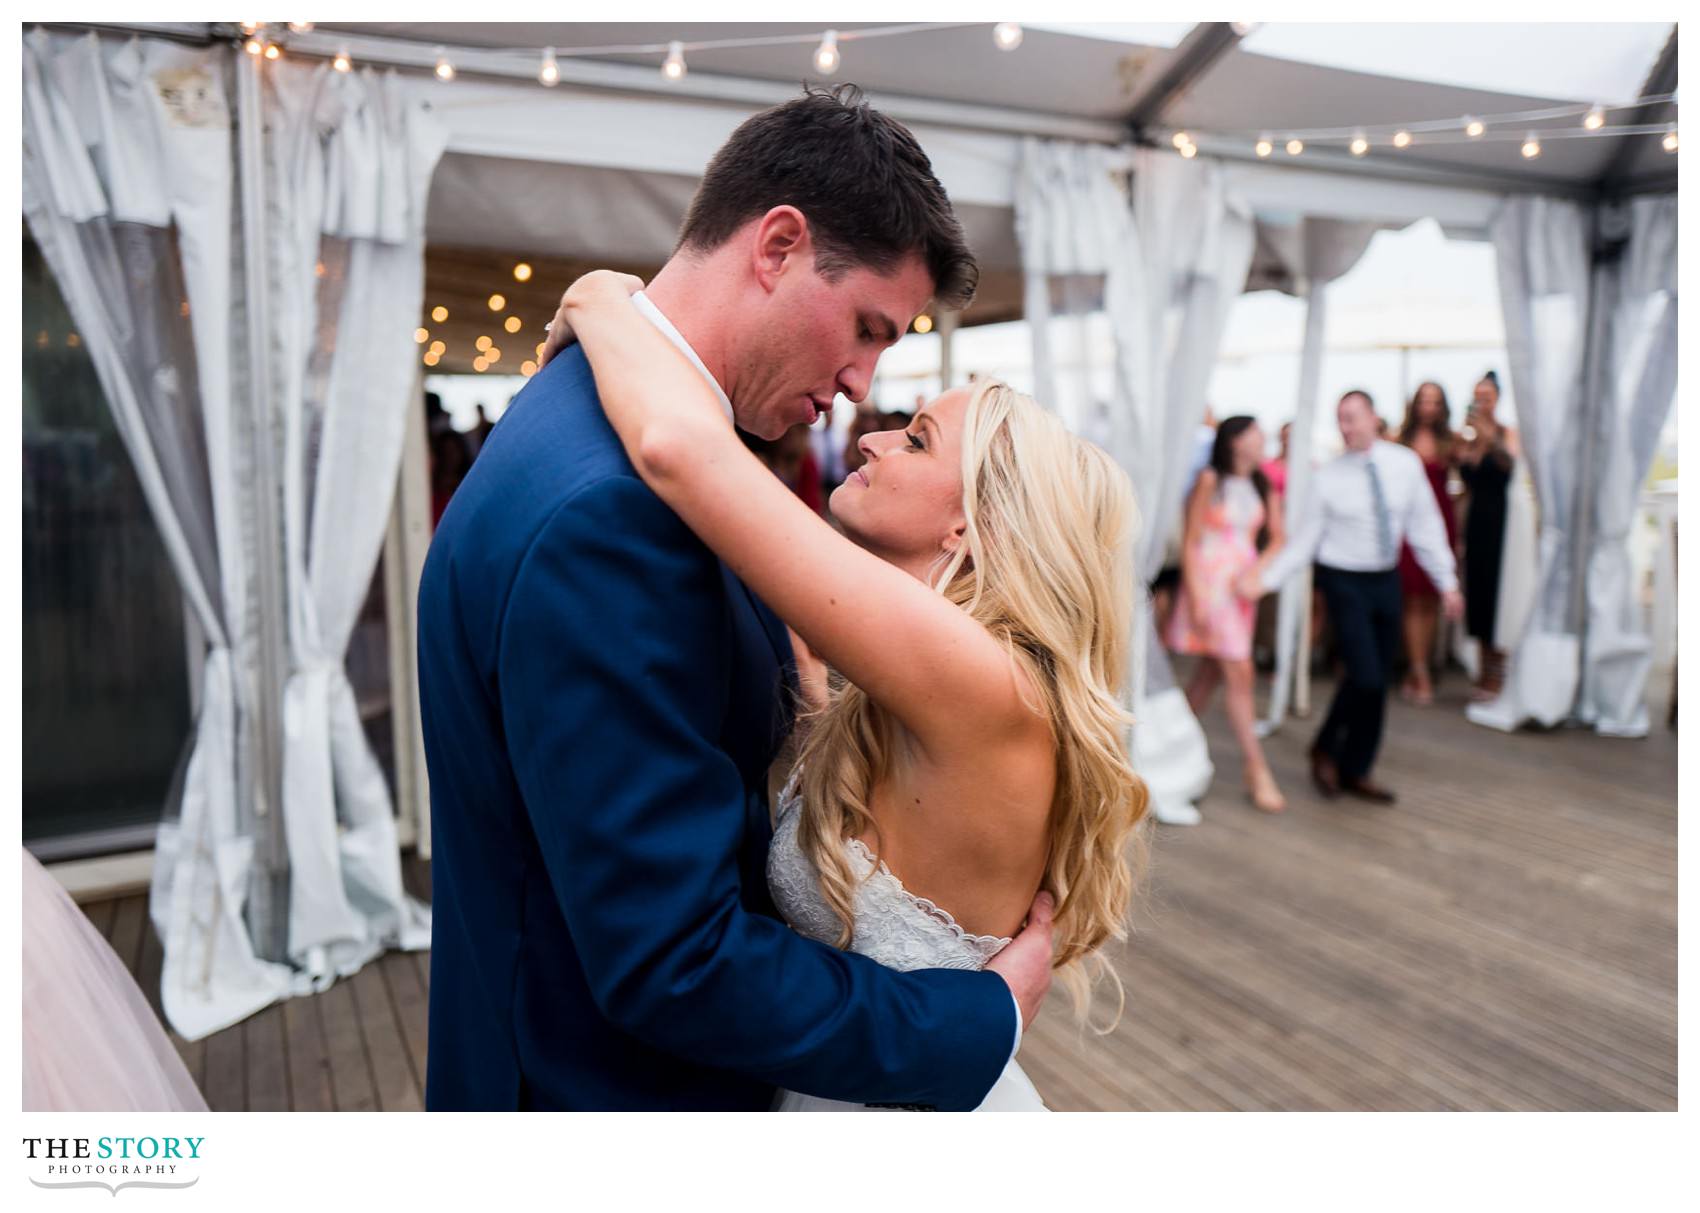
[{"left": 1458, "top": 371, "right": 1518, "bottom": 700}]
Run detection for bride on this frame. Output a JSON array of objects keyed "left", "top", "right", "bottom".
[{"left": 550, "top": 270, "right": 1149, "bottom": 1111}]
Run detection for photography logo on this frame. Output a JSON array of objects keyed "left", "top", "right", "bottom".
[{"left": 22, "top": 1136, "right": 203, "bottom": 1197}]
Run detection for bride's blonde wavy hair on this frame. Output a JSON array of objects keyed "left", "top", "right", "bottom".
[{"left": 794, "top": 379, "right": 1150, "bottom": 1028}]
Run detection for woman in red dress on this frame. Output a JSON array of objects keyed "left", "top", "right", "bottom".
[{"left": 1396, "top": 382, "right": 1459, "bottom": 705}]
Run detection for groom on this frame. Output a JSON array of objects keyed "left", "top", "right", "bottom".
[{"left": 418, "top": 86, "right": 1053, "bottom": 1111}]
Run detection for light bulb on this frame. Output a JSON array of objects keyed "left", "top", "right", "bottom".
[
  {"left": 288, "top": 22, "right": 313, "bottom": 33},
  {"left": 240, "top": 21, "right": 262, "bottom": 36},
  {"left": 813, "top": 30, "right": 840, "bottom": 75},
  {"left": 1521, "top": 133, "right": 1541, "bottom": 159},
  {"left": 662, "top": 41, "right": 686, "bottom": 81},
  {"left": 475, "top": 335, "right": 493, "bottom": 352},
  {"left": 504, "top": 316, "right": 522, "bottom": 334},
  {"left": 244, "top": 38, "right": 263, "bottom": 57},
  {"left": 1230, "top": 22, "right": 1261, "bottom": 36},
  {"left": 1254, "top": 135, "right": 1273, "bottom": 158},
  {"left": 1464, "top": 116, "right": 1485, "bottom": 138},
  {"left": 539, "top": 47, "right": 559, "bottom": 87},
  {"left": 1584, "top": 104, "right": 1606, "bottom": 130},
  {"left": 913, "top": 314, "right": 934, "bottom": 334},
  {"left": 1286, "top": 138, "right": 1304, "bottom": 156},
  {"left": 428, "top": 340, "right": 446, "bottom": 356},
  {"left": 434, "top": 50, "right": 455, "bottom": 82},
  {"left": 414, "top": 328, "right": 429, "bottom": 344},
  {"left": 473, "top": 356, "right": 489, "bottom": 373},
  {"left": 522, "top": 360, "right": 538, "bottom": 377},
  {"left": 487, "top": 293, "right": 506, "bottom": 312},
  {"left": 1393, "top": 130, "right": 1412, "bottom": 149},
  {"left": 431, "top": 305, "right": 448, "bottom": 323},
  {"left": 1663, "top": 126, "right": 1679, "bottom": 153},
  {"left": 332, "top": 49, "right": 352, "bottom": 73},
  {"left": 993, "top": 23, "right": 1023, "bottom": 51},
  {"left": 423, "top": 351, "right": 440, "bottom": 367},
  {"left": 486, "top": 346, "right": 501, "bottom": 362},
  {"left": 1171, "top": 131, "right": 1192, "bottom": 150},
  {"left": 264, "top": 42, "right": 281, "bottom": 61},
  {"left": 512, "top": 263, "right": 533, "bottom": 283},
  {"left": 1350, "top": 132, "right": 1369, "bottom": 156},
  {"left": 1179, "top": 141, "right": 1198, "bottom": 159}
]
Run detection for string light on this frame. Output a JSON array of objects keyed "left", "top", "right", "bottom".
[
  {"left": 1520, "top": 132, "right": 1541, "bottom": 159},
  {"left": 264, "top": 42, "right": 281, "bottom": 61},
  {"left": 1230, "top": 22, "right": 1261, "bottom": 36},
  {"left": 504, "top": 316, "right": 522, "bottom": 333},
  {"left": 473, "top": 356, "right": 489, "bottom": 372},
  {"left": 428, "top": 340, "right": 446, "bottom": 356},
  {"left": 333, "top": 48, "right": 352, "bottom": 73},
  {"left": 1350, "top": 131, "right": 1369, "bottom": 156},
  {"left": 913, "top": 314, "right": 934, "bottom": 334},
  {"left": 244, "top": 38, "right": 263, "bottom": 57},
  {"left": 513, "top": 262, "right": 533, "bottom": 282},
  {"left": 486, "top": 346, "right": 502, "bottom": 362},
  {"left": 475, "top": 335, "right": 493, "bottom": 352},
  {"left": 1393, "top": 130, "right": 1413, "bottom": 148},
  {"left": 1464, "top": 116, "right": 1485, "bottom": 138},
  {"left": 431, "top": 305, "right": 449, "bottom": 323},
  {"left": 522, "top": 360, "right": 539, "bottom": 376},
  {"left": 240, "top": 21, "right": 262, "bottom": 36},
  {"left": 662, "top": 41, "right": 687, "bottom": 81},
  {"left": 423, "top": 351, "right": 441, "bottom": 367},
  {"left": 487, "top": 293, "right": 506, "bottom": 311},
  {"left": 1285, "top": 138, "right": 1304, "bottom": 156},
  {"left": 434, "top": 49, "right": 455, "bottom": 82},
  {"left": 1663, "top": 125, "right": 1679, "bottom": 153},
  {"left": 1171, "top": 131, "right": 1193, "bottom": 150},
  {"left": 288, "top": 22, "right": 314, "bottom": 34},
  {"left": 1584, "top": 104, "right": 1606, "bottom": 130},
  {"left": 813, "top": 30, "right": 840, "bottom": 75},
  {"left": 1179, "top": 141, "right": 1198, "bottom": 158},
  {"left": 539, "top": 47, "right": 559, "bottom": 87},
  {"left": 414, "top": 328, "right": 429, "bottom": 344},
  {"left": 993, "top": 23, "right": 1023, "bottom": 51},
  {"left": 1254, "top": 134, "right": 1273, "bottom": 158}
]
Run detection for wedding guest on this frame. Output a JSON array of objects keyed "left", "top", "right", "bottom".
[
  {"left": 1168, "top": 417, "right": 1287, "bottom": 812},
  {"left": 1249, "top": 390, "right": 1461, "bottom": 804},
  {"left": 1458, "top": 371, "right": 1518, "bottom": 701},
  {"left": 1395, "top": 382, "right": 1460, "bottom": 705},
  {"left": 430, "top": 427, "right": 473, "bottom": 528},
  {"left": 1261, "top": 421, "right": 1292, "bottom": 496}
]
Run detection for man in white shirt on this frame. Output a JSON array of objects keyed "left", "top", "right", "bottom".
[{"left": 1250, "top": 390, "right": 1462, "bottom": 804}]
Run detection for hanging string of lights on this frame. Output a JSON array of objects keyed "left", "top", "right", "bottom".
[
  {"left": 1168, "top": 92, "right": 1678, "bottom": 161},
  {"left": 229, "top": 20, "right": 1028, "bottom": 83}
]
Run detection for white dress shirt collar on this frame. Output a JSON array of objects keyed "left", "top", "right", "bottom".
[{"left": 631, "top": 291, "right": 734, "bottom": 422}]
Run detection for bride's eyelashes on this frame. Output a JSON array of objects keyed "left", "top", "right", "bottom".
[{"left": 907, "top": 431, "right": 925, "bottom": 451}]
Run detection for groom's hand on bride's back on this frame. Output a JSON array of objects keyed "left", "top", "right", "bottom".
[{"left": 986, "top": 890, "right": 1055, "bottom": 1031}]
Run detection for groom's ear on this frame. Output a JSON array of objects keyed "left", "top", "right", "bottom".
[{"left": 751, "top": 206, "right": 811, "bottom": 292}]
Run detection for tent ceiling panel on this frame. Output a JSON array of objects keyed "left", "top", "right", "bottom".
[{"left": 318, "top": 22, "right": 1174, "bottom": 123}]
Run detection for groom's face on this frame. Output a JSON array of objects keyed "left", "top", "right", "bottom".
[{"left": 732, "top": 251, "right": 935, "bottom": 441}]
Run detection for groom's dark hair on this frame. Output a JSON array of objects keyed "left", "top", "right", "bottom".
[{"left": 677, "top": 84, "right": 978, "bottom": 309}]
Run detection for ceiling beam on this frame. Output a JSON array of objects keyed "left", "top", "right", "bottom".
[
  {"left": 1124, "top": 21, "right": 1249, "bottom": 138},
  {"left": 1596, "top": 25, "right": 1678, "bottom": 196}
]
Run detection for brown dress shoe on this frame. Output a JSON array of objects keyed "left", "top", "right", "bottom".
[
  {"left": 1340, "top": 776, "right": 1397, "bottom": 805},
  {"left": 1309, "top": 748, "right": 1340, "bottom": 799}
]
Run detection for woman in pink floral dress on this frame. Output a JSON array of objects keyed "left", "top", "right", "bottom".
[{"left": 1166, "top": 416, "right": 1287, "bottom": 812}]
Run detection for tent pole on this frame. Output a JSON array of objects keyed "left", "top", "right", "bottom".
[
  {"left": 234, "top": 45, "right": 292, "bottom": 963},
  {"left": 937, "top": 308, "right": 959, "bottom": 390}
]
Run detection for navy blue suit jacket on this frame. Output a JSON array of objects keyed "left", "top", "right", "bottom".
[{"left": 417, "top": 346, "right": 1015, "bottom": 1110}]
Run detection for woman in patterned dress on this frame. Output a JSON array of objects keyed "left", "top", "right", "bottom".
[{"left": 1167, "top": 416, "right": 1287, "bottom": 813}]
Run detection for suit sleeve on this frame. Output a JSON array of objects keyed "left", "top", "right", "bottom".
[{"left": 498, "top": 475, "right": 1015, "bottom": 1110}]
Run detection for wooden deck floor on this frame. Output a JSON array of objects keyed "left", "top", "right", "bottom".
[{"left": 81, "top": 672, "right": 1676, "bottom": 1111}]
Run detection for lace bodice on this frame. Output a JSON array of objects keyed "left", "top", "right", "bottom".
[{"left": 767, "top": 781, "right": 1010, "bottom": 973}]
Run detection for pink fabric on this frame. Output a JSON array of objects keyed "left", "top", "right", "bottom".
[
  {"left": 21, "top": 848, "right": 208, "bottom": 1112},
  {"left": 1166, "top": 477, "right": 1265, "bottom": 662}
]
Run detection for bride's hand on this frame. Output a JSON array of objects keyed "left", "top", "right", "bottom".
[{"left": 539, "top": 270, "right": 646, "bottom": 368}]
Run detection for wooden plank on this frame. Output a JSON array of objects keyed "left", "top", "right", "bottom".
[
  {"left": 243, "top": 1005, "right": 291, "bottom": 1112},
  {"left": 348, "top": 961, "right": 422, "bottom": 1112},
  {"left": 200, "top": 1018, "right": 246, "bottom": 1112},
  {"left": 283, "top": 994, "right": 334, "bottom": 1113},
  {"left": 379, "top": 950, "right": 430, "bottom": 1100},
  {"left": 317, "top": 976, "right": 379, "bottom": 1112}
]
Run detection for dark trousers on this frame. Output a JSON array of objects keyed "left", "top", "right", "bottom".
[{"left": 1312, "top": 565, "right": 1403, "bottom": 781}]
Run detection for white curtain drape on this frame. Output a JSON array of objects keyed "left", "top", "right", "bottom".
[
  {"left": 1257, "top": 217, "right": 1384, "bottom": 733},
  {"left": 23, "top": 32, "right": 445, "bottom": 1038},
  {"left": 1015, "top": 141, "right": 1254, "bottom": 825},
  {"left": 1575, "top": 194, "right": 1678, "bottom": 736},
  {"left": 267, "top": 62, "right": 445, "bottom": 981},
  {"left": 1468, "top": 197, "right": 1594, "bottom": 733},
  {"left": 22, "top": 31, "right": 297, "bottom": 1039}
]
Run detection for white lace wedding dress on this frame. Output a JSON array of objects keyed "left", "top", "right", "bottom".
[{"left": 766, "top": 782, "right": 1048, "bottom": 1112}]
